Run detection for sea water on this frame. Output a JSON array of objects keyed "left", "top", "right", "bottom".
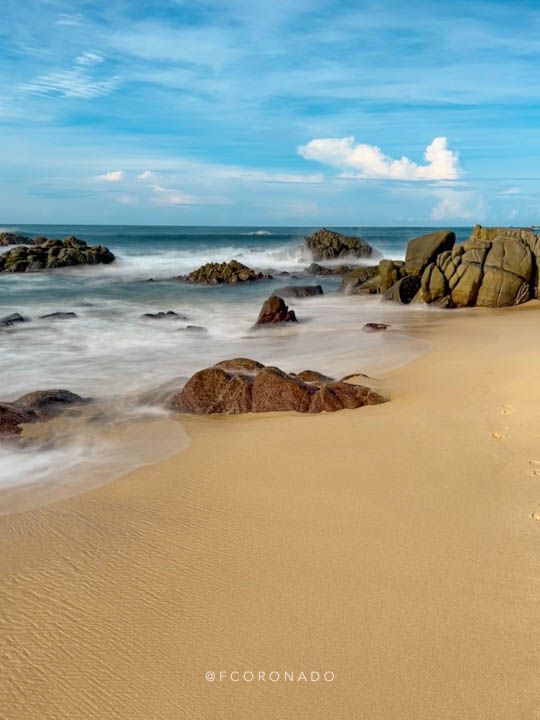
[{"left": 0, "top": 225, "right": 472, "bottom": 510}]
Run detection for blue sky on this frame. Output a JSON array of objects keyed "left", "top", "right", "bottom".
[{"left": 1, "top": 0, "right": 539, "bottom": 226}]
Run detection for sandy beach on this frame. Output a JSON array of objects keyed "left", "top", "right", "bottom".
[{"left": 2, "top": 304, "right": 540, "bottom": 720}]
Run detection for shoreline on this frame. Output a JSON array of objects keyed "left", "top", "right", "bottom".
[{"left": 2, "top": 303, "right": 540, "bottom": 718}]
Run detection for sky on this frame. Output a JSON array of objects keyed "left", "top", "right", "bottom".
[{"left": 1, "top": 0, "right": 540, "bottom": 226}]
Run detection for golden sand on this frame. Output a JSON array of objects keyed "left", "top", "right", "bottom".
[{"left": 2, "top": 305, "right": 540, "bottom": 719}]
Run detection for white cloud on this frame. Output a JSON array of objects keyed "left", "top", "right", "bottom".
[
  {"left": 95, "top": 170, "right": 125, "bottom": 182},
  {"left": 75, "top": 52, "right": 104, "bottom": 67},
  {"left": 149, "top": 184, "right": 196, "bottom": 206},
  {"left": 499, "top": 187, "right": 521, "bottom": 195},
  {"left": 218, "top": 169, "right": 324, "bottom": 184},
  {"left": 138, "top": 170, "right": 157, "bottom": 181},
  {"left": 297, "top": 136, "right": 461, "bottom": 181},
  {"left": 430, "top": 189, "right": 483, "bottom": 221}
]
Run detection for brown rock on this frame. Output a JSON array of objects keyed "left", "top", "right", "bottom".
[
  {"left": 15, "top": 390, "right": 88, "bottom": 419},
  {"left": 256, "top": 296, "right": 297, "bottom": 324},
  {"left": 251, "top": 367, "right": 316, "bottom": 412},
  {"left": 169, "top": 368, "right": 252, "bottom": 414},
  {"left": 0, "top": 403, "right": 35, "bottom": 434},
  {"left": 214, "top": 358, "right": 264, "bottom": 373}
]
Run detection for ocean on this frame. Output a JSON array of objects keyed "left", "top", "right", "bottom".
[{"left": 0, "top": 225, "right": 472, "bottom": 510}]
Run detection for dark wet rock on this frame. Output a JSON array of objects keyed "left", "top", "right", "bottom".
[
  {"left": 0, "top": 236, "right": 115, "bottom": 272},
  {"left": 141, "top": 311, "right": 187, "bottom": 321},
  {"left": 383, "top": 275, "right": 421, "bottom": 304},
  {"left": 169, "top": 362, "right": 385, "bottom": 415},
  {"left": 0, "top": 389, "right": 89, "bottom": 434},
  {"left": 272, "top": 285, "right": 323, "bottom": 298},
  {"left": 182, "top": 325, "right": 208, "bottom": 333},
  {"left": 39, "top": 312, "right": 78, "bottom": 320},
  {"left": 256, "top": 296, "right": 297, "bottom": 324},
  {"left": 405, "top": 230, "right": 456, "bottom": 277},
  {"left": 339, "top": 266, "right": 379, "bottom": 294},
  {"left": 0, "top": 232, "right": 30, "bottom": 246},
  {"left": 176, "top": 260, "right": 271, "bottom": 285},
  {"left": 305, "top": 262, "right": 354, "bottom": 276},
  {"left": 0, "top": 312, "right": 26, "bottom": 327},
  {"left": 363, "top": 322, "right": 389, "bottom": 332},
  {"left": 15, "top": 390, "right": 88, "bottom": 420},
  {"left": 304, "top": 228, "right": 374, "bottom": 261}
]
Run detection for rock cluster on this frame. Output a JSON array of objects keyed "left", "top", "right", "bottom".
[
  {"left": 304, "top": 228, "right": 374, "bottom": 261},
  {"left": 177, "top": 260, "right": 271, "bottom": 285},
  {"left": 169, "top": 359, "right": 385, "bottom": 415},
  {"left": 0, "top": 236, "right": 115, "bottom": 272},
  {"left": 340, "top": 226, "right": 540, "bottom": 308},
  {"left": 0, "top": 390, "right": 88, "bottom": 435},
  {"left": 256, "top": 296, "right": 297, "bottom": 324},
  {"left": 0, "top": 232, "right": 31, "bottom": 246}
]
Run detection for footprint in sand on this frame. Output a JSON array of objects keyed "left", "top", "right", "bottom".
[
  {"left": 529, "top": 461, "right": 540, "bottom": 477},
  {"left": 491, "top": 431, "right": 506, "bottom": 440},
  {"left": 501, "top": 404, "right": 515, "bottom": 416}
]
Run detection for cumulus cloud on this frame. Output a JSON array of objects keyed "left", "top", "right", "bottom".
[
  {"left": 149, "top": 184, "right": 196, "bottom": 206},
  {"left": 297, "top": 136, "right": 461, "bottom": 181},
  {"left": 430, "top": 189, "right": 483, "bottom": 221},
  {"left": 95, "top": 170, "right": 125, "bottom": 182},
  {"left": 138, "top": 170, "right": 157, "bottom": 181}
]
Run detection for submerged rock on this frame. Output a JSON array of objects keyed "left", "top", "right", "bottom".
[
  {"left": 305, "top": 262, "right": 354, "bottom": 275},
  {"left": 363, "top": 322, "right": 389, "bottom": 332},
  {"left": 304, "top": 228, "right": 374, "bottom": 261},
  {"left": 39, "top": 312, "right": 78, "bottom": 320},
  {"left": 0, "top": 312, "right": 26, "bottom": 327},
  {"left": 272, "top": 285, "right": 323, "bottom": 298},
  {"left": 0, "top": 389, "right": 88, "bottom": 434},
  {"left": 141, "top": 311, "right": 187, "bottom": 321},
  {"left": 177, "top": 260, "right": 271, "bottom": 285},
  {"left": 169, "top": 360, "right": 385, "bottom": 415},
  {"left": 256, "top": 296, "right": 297, "bottom": 324}
]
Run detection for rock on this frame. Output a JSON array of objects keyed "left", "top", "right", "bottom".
[
  {"left": 272, "top": 285, "right": 323, "bottom": 298},
  {"left": 304, "top": 228, "right": 374, "bottom": 261},
  {"left": 383, "top": 275, "right": 421, "bottom": 304},
  {"left": 0, "top": 232, "right": 29, "bottom": 246},
  {"left": 0, "top": 403, "right": 35, "bottom": 434},
  {"left": 256, "top": 296, "right": 297, "bottom": 324},
  {"left": 182, "top": 325, "right": 208, "bottom": 333},
  {"left": 293, "top": 370, "right": 334, "bottom": 384},
  {"left": 39, "top": 312, "right": 78, "bottom": 320},
  {"left": 178, "top": 260, "right": 271, "bottom": 285},
  {"left": 0, "top": 236, "right": 115, "bottom": 273},
  {"left": 0, "top": 312, "right": 26, "bottom": 327},
  {"left": 141, "top": 311, "right": 187, "bottom": 321},
  {"left": 169, "top": 367, "right": 253, "bottom": 414},
  {"left": 305, "top": 262, "right": 354, "bottom": 275},
  {"left": 214, "top": 358, "right": 265, "bottom": 373},
  {"left": 363, "top": 323, "right": 389, "bottom": 332},
  {"left": 168, "top": 361, "right": 385, "bottom": 415},
  {"left": 15, "top": 390, "right": 88, "bottom": 419},
  {"left": 339, "top": 266, "right": 379, "bottom": 294},
  {"left": 404, "top": 230, "right": 455, "bottom": 276},
  {"left": 378, "top": 259, "right": 405, "bottom": 293}
]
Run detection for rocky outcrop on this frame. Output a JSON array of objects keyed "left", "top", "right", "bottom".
[
  {"left": 383, "top": 275, "right": 421, "bottom": 304},
  {"left": 340, "top": 260, "right": 405, "bottom": 295},
  {"left": 0, "top": 390, "right": 88, "bottom": 434},
  {"left": 141, "top": 311, "right": 187, "bottom": 320},
  {"left": 169, "top": 360, "right": 385, "bottom": 415},
  {"left": 256, "top": 296, "right": 297, "bottom": 324},
  {"left": 0, "top": 232, "right": 30, "bottom": 246},
  {"left": 339, "top": 266, "right": 379, "bottom": 294},
  {"left": 304, "top": 228, "right": 374, "bottom": 261},
  {"left": 0, "top": 236, "right": 115, "bottom": 273},
  {"left": 177, "top": 260, "right": 271, "bottom": 285},
  {"left": 416, "top": 226, "right": 540, "bottom": 308},
  {"left": 0, "top": 312, "right": 25, "bottom": 327},
  {"left": 404, "top": 230, "right": 455, "bottom": 276},
  {"left": 272, "top": 285, "right": 323, "bottom": 298}
]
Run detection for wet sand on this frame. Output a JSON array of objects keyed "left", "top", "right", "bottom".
[{"left": 2, "top": 304, "right": 540, "bottom": 719}]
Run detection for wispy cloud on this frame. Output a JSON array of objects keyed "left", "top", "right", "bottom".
[
  {"left": 75, "top": 52, "right": 104, "bottom": 67},
  {"left": 430, "top": 189, "right": 484, "bottom": 221},
  {"left": 95, "top": 170, "right": 125, "bottom": 182},
  {"left": 137, "top": 170, "right": 157, "bottom": 181},
  {"left": 498, "top": 187, "right": 521, "bottom": 196},
  {"left": 298, "top": 137, "right": 461, "bottom": 181},
  {"left": 149, "top": 184, "right": 196, "bottom": 206},
  {"left": 20, "top": 53, "right": 119, "bottom": 99}
]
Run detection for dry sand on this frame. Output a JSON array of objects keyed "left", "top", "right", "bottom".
[{"left": 2, "top": 304, "right": 540, "bottom": 719}]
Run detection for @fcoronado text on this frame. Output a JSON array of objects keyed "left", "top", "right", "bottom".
[{"left": 205, "top": 670, "right": 335, "bottom": 683}]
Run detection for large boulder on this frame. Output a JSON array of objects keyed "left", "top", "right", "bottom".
[
  {"left": 404, "top": 230, "right": 456, "bottom": 277},
  {"left": 256, "top": 296, "right": 297, "bottom": 324},
  {"left": 339, "top": 265, "right": 379, "bottom": 294},
  {"left": 272, "top": 285, "right": 323, "bottom": 298},
  {"left": 168, "top": 361, "right": 385, "bottom": 415},
  {"left": 179, "top": 260, "right": 270, "bottom": 285},
  {"left": 383, "top": 275, "right": 421, "bottom": 304},
  {"left": 416, "top": 226, "right": 539, "bottom": 308},
  {"left": 304, "top": 228, "right": 374, "bottom": 261},
  {"left": 0, "top": 404, "right": 35, "bottom": 434},
  {"left": 0, "top": 236, "right": 115, "bottom": 273}
]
